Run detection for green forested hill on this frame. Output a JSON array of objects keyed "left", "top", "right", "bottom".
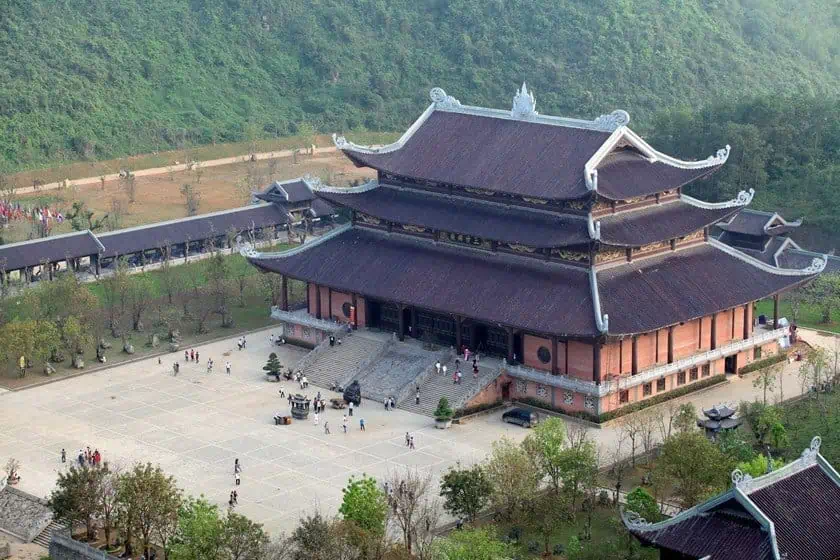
[{"left": 1, "top": 0, "right": 838, "bottom": 171}]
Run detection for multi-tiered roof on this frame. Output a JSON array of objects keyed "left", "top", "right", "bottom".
[{"left": 247, "top": 85, "right": 826, "bottom": 339}]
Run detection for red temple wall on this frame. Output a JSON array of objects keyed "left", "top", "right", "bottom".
[
  {"left": 656, "top": 329, "right": 668, "bottom": 363},
  {"left": 636, "top": 332, "right": 657, "bottom": 371},
  {"left": 557, "top": 342, "right": 567, "bottom": 374},
  {"left": 699, "top": 316, "right": 712, "bottom": 350},
  {"left": 329, "top": 290, "right": 353, "bottom": 323},
  {"left": 319, "top": 286, "right": 330, "bottom": 319},
  {"left": 673, "top": 320, "right": 700, "bottom": 360},
  {"left": 356, "top": 296, "right": 367, "bottom": 327},
  {"left": 523, "top": 334, "right": 552, "bottom": 372},
  {"left": 567, "top": 341, "right": 593, "bottom": 380}
]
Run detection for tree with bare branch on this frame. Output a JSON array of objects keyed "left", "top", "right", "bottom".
[{"left": 385, "top": 469, "right": 440, "bottom": 557}]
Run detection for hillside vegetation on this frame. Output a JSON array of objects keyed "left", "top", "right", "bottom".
[{"left": 1, "top": 0, "right": 838, "bottom": 171}]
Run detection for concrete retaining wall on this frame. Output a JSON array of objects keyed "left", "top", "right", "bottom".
[{"left": 49, "top": 530, "right": 121, "bottom": 560}]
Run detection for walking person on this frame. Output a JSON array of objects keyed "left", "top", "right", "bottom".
[
  {"left": 384, "top": 396, "right": 389, "bottom": 410},
  {"left": 415, "top": 389, "right": 420, "bottom": 405},
  {"left": 324, "top": 421, "right": 330, "bottom": 435},
  {"left": 405, "top": 432, "right": 411, "bottom": 447},
  {"left": 225, "top": 361, "right": 231, "bottom": 375},
  {"left": 189, "top": 349, "right": 194, "bottom": 362},
  {"left": 359, "top": 418, "right": 365, "bottom": 432},
  {"left": 389, "top": 397, "right": 395, "bottom": 410},
  {"left": 342, "top": 415, "right": 348, "bottom": 433},
  {"left": 410, "top": 435, "right": 415, "bottom": 450},
  {"left": 235, "top": 472, "right": 240, "bottom": 486},
  {"left": 457, "top": 369, "right": 463, "bottom": 384},
  {"left": 195, "top": 351, "right": 199, "bottom": 363},
  {"left": 313, "top": 412, "right": 320, "bottom": 426},
  {"left": 185, "top": 350, "right": 189, "bottom": 362},
  {"left": 348, "top": 401, "right": 354, "bottom": 416},
  {"left": 233, "top": 490, "right": 238, "bottom": 505},
  {"left": 234, "top": 458, "right": 241, "bottom": 474},
  {"left": 435, "top": 360, "right": 441, "bottom": 375},
  {"left": 60, "top": 448, "right": 66, "bottom": 463},
  {"left": 442, "top": 364, "right": 447, "bottom": 378}
]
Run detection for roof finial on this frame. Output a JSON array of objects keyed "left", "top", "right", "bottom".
[
  {"left": 511, "top": 82, "right": 537, "bottom": 120},
  {"left": 429, "top": 87, "right": 461, "bottom": 110}
]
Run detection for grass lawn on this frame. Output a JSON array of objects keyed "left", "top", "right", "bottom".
[
  {"left": 0, "top": 245, "right": 304, "bottom": 390},
  {"left": 487, "top": 506, "right": 656, "bottom": 559},
  {"left": 755, "top": 297, "right": 840, "bottom": 334}
]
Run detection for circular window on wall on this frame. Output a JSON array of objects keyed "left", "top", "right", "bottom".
[
  {"left": 342, "top": 302, "right": 351, "bottom": 318},
  {"left": 537, "top": 346, "right": 551, "bottom": 364}
]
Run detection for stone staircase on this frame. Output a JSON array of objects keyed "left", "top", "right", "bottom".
[
  {"left": 32, "top": 520, "right": 65, "bottom": 548},
  {"left": 399, "top": 356, "right": 503, "bottom": 417},
  {"left": 299, "top": 330, "right": 391, "bottom": 390}
]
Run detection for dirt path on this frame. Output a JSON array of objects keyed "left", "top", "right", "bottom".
[{"left": 15, "top": 146, "right": 340, "bottom": 195}]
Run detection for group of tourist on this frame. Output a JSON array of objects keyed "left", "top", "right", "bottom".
[
  {"left": 433, "top": 349, "right": 481, "bottom": 385},
  {"left": 237, "top": 336, "right": 248, "bottom": 350},
  {"left": 383, "top": 396, "right": 396, "bottom": 410},
  {"left": 60, "top": 446, "right": 102, "bottom": 467}
]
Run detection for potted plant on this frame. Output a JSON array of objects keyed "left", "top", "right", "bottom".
[
  {"left": 263, "top": 352, "right": 282, "bottom": 381},
  {"left": 434, "top": 397, "right": 454, "bottom": 429}
]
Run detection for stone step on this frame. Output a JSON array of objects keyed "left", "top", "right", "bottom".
[
  {"left": 32, "top": 520, "right": 65, "bottom": 548},
  {"left": 301, "top": 332, "right": 390, "bottom": 390},
  {"left": 398, "top": 357, "right": 502, "bottom": 416}
]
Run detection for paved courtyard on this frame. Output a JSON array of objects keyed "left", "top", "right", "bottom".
[
  {"left": 0, "top": 329, "right": 532, "bottom": 535},
  {"left": 0, "top": 326, "right": 814, "bottom": 536}
]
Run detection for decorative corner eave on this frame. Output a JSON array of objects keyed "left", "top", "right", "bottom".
[
  {"left": 709, "top": 237, "right": 827, "bottom": 276},
  {"left": 680, "top": 188, "right": 755, "bottom": 210},
  {"left": 589, "top": 267, "right": 609, "bottom": 333},
  {"left": 332, "top": 100, "right": 437, "bottom": 156},
  {"left": 304, "top": 175, "right": 380, "bottom": 195},
  {"left": 242, "top": 224, "right": 352, "bottom": 261}
]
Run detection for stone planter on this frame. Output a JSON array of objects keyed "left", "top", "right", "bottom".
[{"left": 435, "top": 418, "right": 453, "bottom": 429}]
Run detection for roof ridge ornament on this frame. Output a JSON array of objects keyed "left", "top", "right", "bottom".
[
  {"left": 593, "top": 110, "right": 631, "bottom": 132},
  {"left": 430, "top": 87, "right": 462, "bottom": 110},
  {"left": 511, "top": 82, "right": 538, "bottom": 120},
  {"left": 680, "top": 188, "right": 755, "bottom": 210},
  {"left": 587, "top": 214, "right": 601, "bottom": 241},
  {"left": 731, "top": 468, "right": 754, "bottom": 488},
  {"left": 801, "top": 435, "right": 822, "bottom": 463}
]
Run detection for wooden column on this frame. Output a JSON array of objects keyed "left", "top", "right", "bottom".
[
  {"left": 94, "top": 254, "right": 101, "bottom": 276},
  {"left": 710, "top": 314, "right": 717, "bottom": 350},
  {"left": 731, "top": 308, "right": 736, "bottom": 339},
  {"left": 593, "top": 340, "right": 602, "bottom": 384},
  {"left": 48, "top": 263, "right": 54, "bottom": 281},
  {"left": 410, "top": 308, "right": 418, "bottom": 338},
  {"left": 314, "top": 283, "right": 322, "bottom": 319},
  {"left": 305, "top": 282, "right": 311, "bottom": 314},
  {"left": 631, "top": 335, "right": 638, "bottom": 375},
  {"left": 280, "top": 275, "right": 288, "bottom": 311},
  {"left": 398, "top": 305, "right": 406, "bottom": 341},
  {"left": 773, "top": 294, "right": 780, "bottom": 329},
  {"left": 551, "top": 336, "right": 559, "bottom": 375},
  {"left": 743, "top": 304, "right": 750, "bottom": 340},
  {"left": 455, "top": 316, "right": 462, "bottom": 350},
  {"left": 351, "top": 293, "right": 358, "bottom": 328},
  {"left": 327, "top": 288, "right": 333, "bottom": 320},
  {"left": 667, "top": 326, "right": 674, "bottom": 364},
  {"left": 506, "top": 328, "right": 515, "bottom": 363}
]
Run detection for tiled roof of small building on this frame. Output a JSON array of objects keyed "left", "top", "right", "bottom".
[
  {"left": 98, "top": 204, "right": 288, "bottom": 257},
  {"left": 0, "top": 230, "right": 103, "bottom": 271},
  {"left": 319, "top": 184, "right": 590, "bottom": 248},
  {"left": 624, "top": 437, "right": 840, "bottom": 560},
  {"left": 717, "top": 209, "right": 802, "bottom": 237}
]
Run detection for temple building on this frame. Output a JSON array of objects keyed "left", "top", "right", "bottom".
[
  {"left": 622, "top": 436, "right": 840, "bottom": 560},
  {"left": 245, "top": 85, "right": 827, "bottom": 417},
  {"left": 716, "top": 208, "right": 840, "bottom": 273}
]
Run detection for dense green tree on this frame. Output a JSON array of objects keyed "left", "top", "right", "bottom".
[
  {"left": 433, "top": 528, "right": 511, "bottom": 560},
  {"left": 170, "top": 497, "right": 225, "bottom": 560},
  {"left": 48, "top": 463, "right": 108, "bottom": 541},
  {"left": 625, "top": 488, "right": 660, "bottom": 524},
  {"left": 338, "top": 475, "right": 388, "bottom": 536},
  {"left": 439, "top": 464, "right": 492, "bottom": 524},
  {"left": 657, "top": 432, "right": 730, "bottom": 508},
  {"left": 483, "top": 437, "right": 539, "bottom": 521},
  {"left": 522, "top": 417, "right": 567, "bottom": 493}
]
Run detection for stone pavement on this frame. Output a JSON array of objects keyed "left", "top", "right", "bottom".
[{"left": 0, "top": 326, "right": 809, "bottom": 536}]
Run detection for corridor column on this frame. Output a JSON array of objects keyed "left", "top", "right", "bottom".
[
  {"left": 631, "top": 335, "right": 639, "bottom": 375},
  {"left": 455, "top": 316, "right": 462, "bottom": 350},
  {"left": 280, "top": 275, "right": 288, "bottom": 311},
  {"left": 314, "top": 283, "right": 322, "bottom": 319},
  {"left": 667, "top": 326, "right": 674, "bottom": 364},
  {"left": 506, "top": 328, "right": 514, "bottom": 363},
  {"left": 398, "top": 305, "right": 406, "bottom": 342},
  {"left": 711, "top": 314, "right": 717, "bottom": 350},
  {"left": 773, "top": 294, "right": 780, "bottom": 329},
  {"left": 593, "top": 340, "right": 602, "bottom": 384}
]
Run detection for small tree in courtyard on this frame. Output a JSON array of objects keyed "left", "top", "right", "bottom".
[{"left": 263, "top": 352, "right": 282, "bottom": 381}]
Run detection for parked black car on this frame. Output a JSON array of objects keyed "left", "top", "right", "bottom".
[{"left": 502, "top": 408, "right": 539, "bottom": 428}]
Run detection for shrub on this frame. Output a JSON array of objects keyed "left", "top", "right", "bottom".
[
  {"left": 453, "top": 399, "right": 503, "bottom": 419},
  {"left": 434, "top": 397, "right": 454, "bottom": 421},
  {"left": 625, "top": 487, "right": 660, "bottom": 523},
  {"left": 739, "top": 352, "right": 787, "bottom": 374}
]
